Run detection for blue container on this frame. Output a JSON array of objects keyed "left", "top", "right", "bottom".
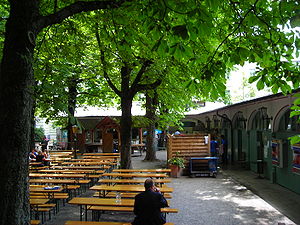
[{"left": 189, "top": 157, "right": 218, "bottom": 177}]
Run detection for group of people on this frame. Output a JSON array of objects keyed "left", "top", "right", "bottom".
[
  {"left": 29, "top": 148, "right": 50, "bottom": 166},
  {"left": 210, "top": 135, "right": 228, "bottom": 164}
]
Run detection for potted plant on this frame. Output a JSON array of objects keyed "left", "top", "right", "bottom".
[{"left": 168, "top": 152, "right": 185, "bottom": 178}]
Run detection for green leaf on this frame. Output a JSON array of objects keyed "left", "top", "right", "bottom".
[
  {"left": 248, "top": 75, "right": 260, "bottom": 83},
  {"left": 295, "top": 38, "right": 300, "bottom": 50},
  {"left": 289, "top": 135, "right": 300, "bottom": 145},
  {"left": 172, "top": 25, "right": 189, "bottom": 40},
  {"left": 206, "top": 0, "right": 221, "bottom": 10},
  {"left": 238, "top": 47, "right": 250, "bottom": 60},
  {"left": 293, "top": 97, "right": 300, "bottom": 105},
  {"left": 157, "top": 40, "right": 169, "bottom": 56},
  {"left": 291, "top": 14, "right": 300, "bottom": 28},
  {"left": 271, "top": 83, "right": 279, "bottom": 93},
  {"left": 256, "top": 79, "right": 265, "bottom": 90}
]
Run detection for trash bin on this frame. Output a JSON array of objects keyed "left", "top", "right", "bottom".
[{"left": 257, "top": 159, "right": 263, "bottom": 178}]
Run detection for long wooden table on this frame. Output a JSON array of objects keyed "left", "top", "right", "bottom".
[
  {"left": 112, "top": 169, "right": 171, "bottom": 173},
  {"left": 68, "top": 197, "right": 175, "bottom": 221},
  {"left": 98, "top": 179, "right": 171, "bottom": 187},
  {"left": 61, "top": 162, "right": 116, "bottom": 166},
  {"left": 30, "top": 186, "right": 64, "bottom": 199},
  {"left": 29, "top": 179, "right": 91, "bottom": 185},
  {"left": 90, "top": 185, "right": 173, "bottom": 197},
  {"left": 53, "top": 166, "right": 110, "bottom": 170},
  {"left": 101, "top": 173, "right": 168, "bottom": 179},
  {"left": 29, "top": 173, "right": 87, "bottom": 179},
  {"left": 82, "top": 153, "right": 120, "bottom": 156},
  {"left": 30, "top": 198, "right": 49, "bottom": 206},
  {"left": 37, "top": 169, "right": 104, "bottom": 174},
  {"left": 30, "top": 187, "right": 64, "bottom": 193}
]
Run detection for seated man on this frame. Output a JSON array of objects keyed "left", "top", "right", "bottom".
[{"left": 132, "top": 178, "right": 168, "bottom": 225}]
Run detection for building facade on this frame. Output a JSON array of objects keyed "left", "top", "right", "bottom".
[{"left": 183, "top": 91, "right": 300, "bottom": 195}]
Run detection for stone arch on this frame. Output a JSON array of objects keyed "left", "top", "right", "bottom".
[{"left": 273, "top": 105, "right": 291, "bottom": 132}]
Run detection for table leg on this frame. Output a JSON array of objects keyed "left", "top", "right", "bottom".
[
  {"left": 85, "top": 205, "right": 88, "bottom": 221},
  {"left": 80, "top": 205, "right": 83, "bottom": 221}
]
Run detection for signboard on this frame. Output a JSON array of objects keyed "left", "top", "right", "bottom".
[
  {"left": 292, "top": 144, "right": 300, "bottom": 175},
  {"left": 272, "top": 140, "right": 283, "bottom": 168}
]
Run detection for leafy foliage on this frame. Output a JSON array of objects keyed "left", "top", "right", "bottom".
[
  {"left": 168, "top": 152, "right": 186, "bottom": 168},
  {"left": 34, "top": 127, "right": 45, "bottom": 142}
]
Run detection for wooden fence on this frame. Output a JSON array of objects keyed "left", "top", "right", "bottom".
[{"left": 167, "top": 134, "right": 211, "bottom": 174}]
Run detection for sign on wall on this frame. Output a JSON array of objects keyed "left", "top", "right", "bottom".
[
  {"left": 292, "top": 144, "right": 300, "bottom": 175},
  {"left": 272, "top": 140, "right": 283, "bottom": 168}
]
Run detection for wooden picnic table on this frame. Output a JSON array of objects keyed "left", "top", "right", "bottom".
[
  {"left": 68, "top": 197, "right": 175, "bottom": 221},
  {"left": 112, "top": 169, "right": 171, "bottom": 173},
  {"left": 37, "top": 169, "right": 104, "bottom": 174},
  {"left": 30, "top": 187, "right": 64, "bottom": 193},
  {"left": 101, "top": 173, "right": 168, "bottom": 179},
  {"left": 52, "top": 166, "right": 111, "bottom": 171},
  {"left": 90, "top": 184, "right": 173, "bottom": 197},
  {"left": 82, "top": 153, "right": 120, "bottom": 156},
  {"left": 81, "top": 155, "right": 119, "bottom": 159},
  {"left": 30, "top": 186, "right": 64, "bottom": 199},
  {"left": 30, "top": 198, "right": 49, "bottom": 206},
  {"left": 131, "top": 144, "right": 145, "bottom": 152},
  {"left": 29, "top": 173, "right": 87, "bottom": 179},
  {"left": 30, "top": 162, "right": 44, "bottom": 166},
  {"left": 61, "top": 162, "right": 116, "bottom": 166},
  {"left": 98, "top": 179, "right": 171, "bottom": 186},
  {"left": 29, "top": 179, "right": 91, "bottom": 185},
  {"left": 71, "top": 158, "right": 118, "bottom": 162}
]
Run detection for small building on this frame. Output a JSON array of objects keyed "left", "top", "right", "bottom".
[
  {"left": 181, "top": 90, "right": 300, "bottom": 195},
  {"left": 76, "top": 116, "right": 120, "bottom": 153},
  {"left": 75, "top": 116, "right": 144, "bottom": 153}
]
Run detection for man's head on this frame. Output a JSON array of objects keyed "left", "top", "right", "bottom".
[{"left": 144, "top": 178, "right": 154, "bottom": 190}]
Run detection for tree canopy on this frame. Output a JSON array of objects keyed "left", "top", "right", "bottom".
[{"left": 1, "top": 0, "right": 300, "bottom": 224}]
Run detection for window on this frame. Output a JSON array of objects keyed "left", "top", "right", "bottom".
[
  {"left": 94, "top": 128, "right": 102, "bottom": 143},
  {"left": 233, "top": 111, "right": 247, "bottom": 130},
  {"left": 252, "top": 108, "right": 272, "bottom": 131},
  {"left": 279, "top": 110, "right": 300, "bottom": 132},
  {"left": 85, "top": 130, "right": 92, "bottom": 143}
]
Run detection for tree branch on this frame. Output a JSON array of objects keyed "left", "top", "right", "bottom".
[
  {"left": 36, "top": 0, "right": 128, "bottom": 31},
  {"left": 131, "top": 59, "right": 153, "bottom": 91},
  {"left": 202, "top": 0, "right": 259, "bottom": 70},
  {"left": 135, "top": 79, "right": 162, "bottom": 94},
  {"left": 95, "top": 24, "right": 121, "bottom": 96}
]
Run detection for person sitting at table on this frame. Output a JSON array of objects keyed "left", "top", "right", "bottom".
[
  {"left": 35, "top": 150, "right": 45, "bottom": 166},
  {"left": 29, "top": 149, "right": 37, "bottom": 162},
  {"left": 132, "top": 178, "right": 168, "bottom": 225},
  {"left": 42, "top": 149, "right": 50, "bottom": 166}
]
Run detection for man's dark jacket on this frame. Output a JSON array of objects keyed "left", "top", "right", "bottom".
[{"left": 132, "top": 189, "right": 168, "bottom": 225}]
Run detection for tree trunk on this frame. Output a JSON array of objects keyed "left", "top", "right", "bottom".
[
  {"left": 30, "top": 103, "right": 36, "bottom": 150},
  {"left": 144, "top": 91, "right": 158, "bottom": 161},
  {"left": 0, "top": 2, "right": 39, "bottom": 224},
  {"left": 120, "top": 95, "right": 133, "bottom": 168},
  {"left": 67, "top": 78, "right": 78, "bottom": 150}
]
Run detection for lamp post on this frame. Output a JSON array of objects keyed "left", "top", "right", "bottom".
[{"left": 259, "top": 107, "right": 273, "bottom": 130}]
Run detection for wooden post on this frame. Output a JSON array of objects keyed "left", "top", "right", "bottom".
[{"left": 139, "top": 128, "right": 143, "bottom": 144}]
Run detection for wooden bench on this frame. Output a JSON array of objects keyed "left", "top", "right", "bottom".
[
  {"left": 65, "top": 221, "right": 174, "bottom": 225},
  {"left": 30, "top": 192, "right": 69, "bottom": 199},
  {"left": 30, "top": 193, "right": 69, "bottom": 208},
  {"left": 31, "top": 205, "right": 55, "bottom": 223},
  {"left": 98, "top": 178, "right": 171, "bottom": 186},
  {"left": 92, "top": 192, "right": 172, "bottom": 199},
  {"left": 89, "top": 205, "right": 178, "bottom": 213},
  {"left": 89, "top": 206, "right": 177, "bottom": 222},
  {"left": 30, "top": 220, "right": 41, "bottom": 225}
]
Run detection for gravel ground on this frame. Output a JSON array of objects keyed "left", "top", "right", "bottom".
[{"left": 44, "top": 151, "right": 295, "bottom": 225}]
